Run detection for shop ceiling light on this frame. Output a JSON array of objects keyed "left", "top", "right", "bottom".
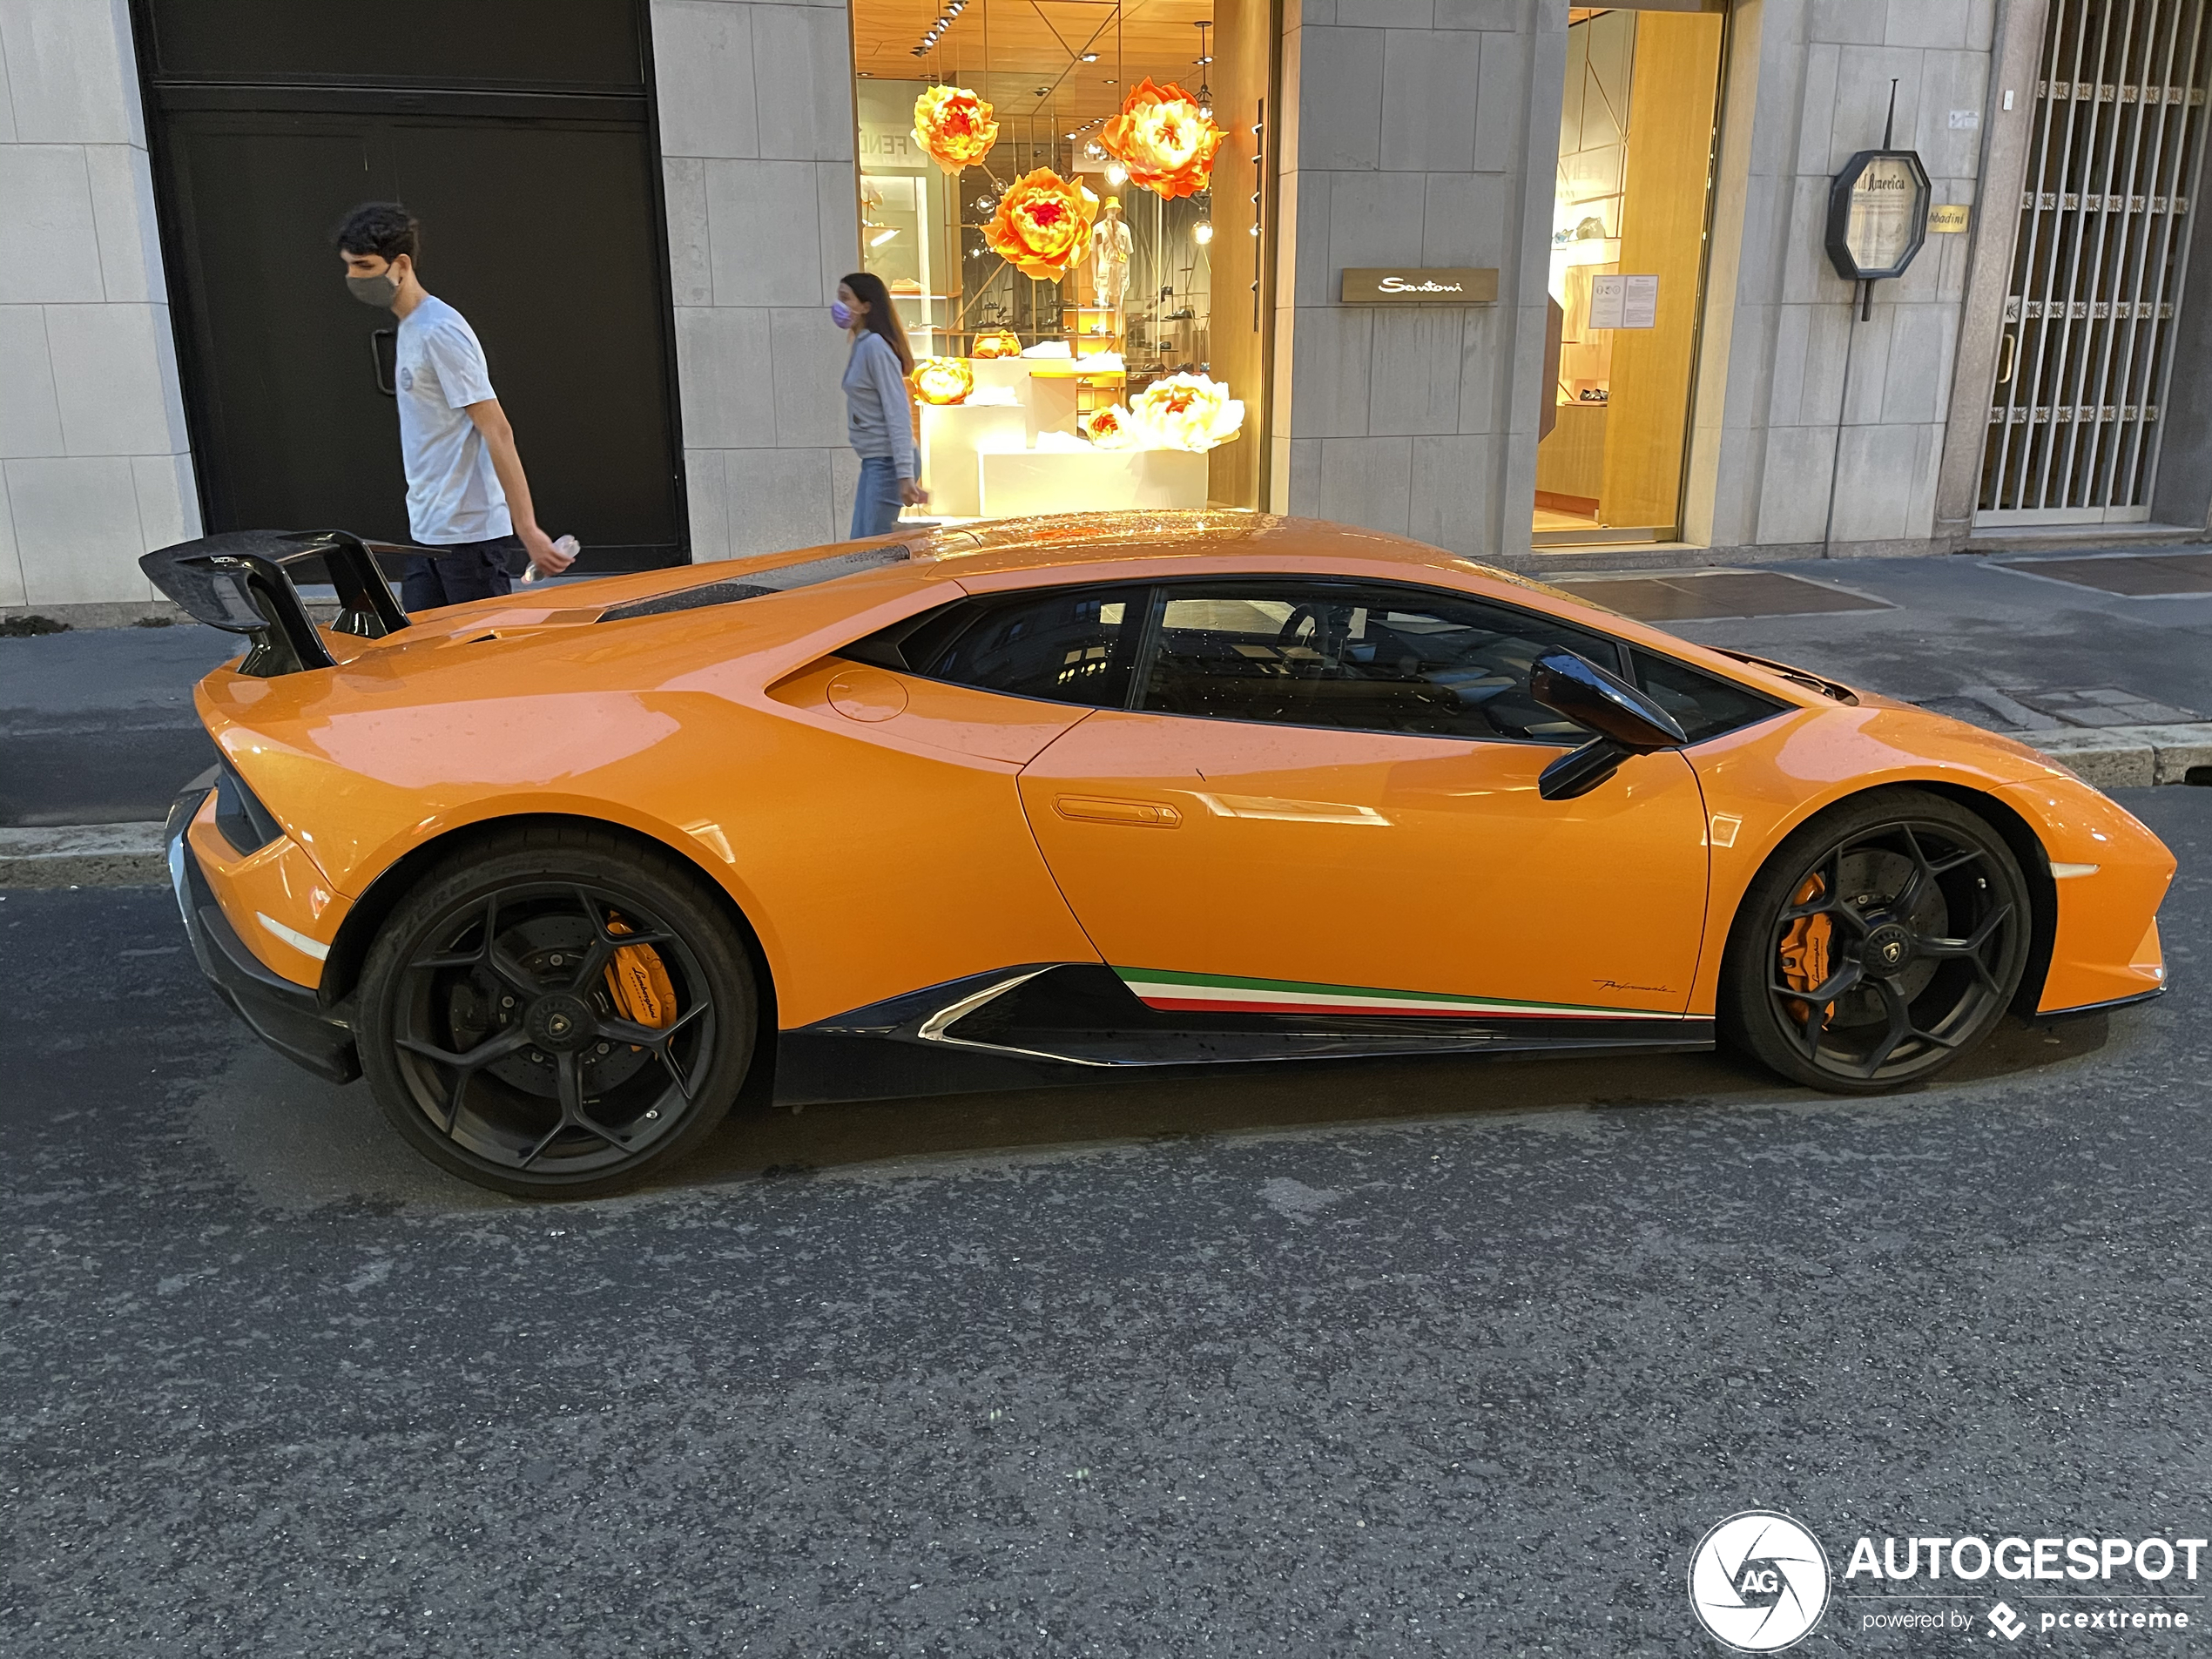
[{"left": 1194, "top": 221, "right": 1213, "bottom": 244}]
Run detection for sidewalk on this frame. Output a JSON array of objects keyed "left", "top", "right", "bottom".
[
  {"left": 1592, "top": 550, "right": 2209, "bottom": 718},
  {"left": 0, "top": 622, "right": 234, "bottom": 830},
  {"left": 1553, "top": 547, "right": 2212, "bottom": 787}
]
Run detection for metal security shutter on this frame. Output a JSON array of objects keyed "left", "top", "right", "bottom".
[{"left": 1979, "top": 0, "right": 2212, "bottom": 523}]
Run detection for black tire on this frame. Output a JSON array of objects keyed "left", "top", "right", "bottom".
[
  {"left": 357, "top": 825, "right": 758, "bottom": 1197},
  {"left": 1718, "top": 788, "right": 2031, "bottom": 1093}
]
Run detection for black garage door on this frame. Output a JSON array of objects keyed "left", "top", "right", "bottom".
[{"left": 134, "top": 0, "right": 685, "bottom": 571}]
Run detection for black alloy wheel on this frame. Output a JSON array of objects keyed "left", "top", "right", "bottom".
[
  {"left": 1720, "top": 790, "right": 2032, "bottom": 1092},
  {"left": 358, "top": 827, "right": 758, "bottom": 1197}
]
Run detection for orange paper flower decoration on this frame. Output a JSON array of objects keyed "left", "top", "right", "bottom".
[
  {"left": 983, "top": 169, "right": 1099, "bottom": 281},
  {"left": 1131, "top": 372, "right": 1244, "bottom": 450},
  {"left": 1084, "top": 404, "right": 1136, "bottom": 448},
  {"left": 910, "top": 355, "right": 975, "bottom": 405},
  {"left": 1101, "top": 79, "right": 1224, "bottom": 200},
  {"left": 913, "top": 85, "right": 998, "bottom": 174},
  {"left": 971, "top": 329, "right": 1022, "bottom": 359}
]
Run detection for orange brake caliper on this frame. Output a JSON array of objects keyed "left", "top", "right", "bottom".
[
  {"left": 1776, "top": 873, "right": 1833, "bottom": 1027},
  {"left": 603, "top": 912, "right": 678, "bottom": 1033}
]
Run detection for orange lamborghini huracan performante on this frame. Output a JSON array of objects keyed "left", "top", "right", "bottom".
[{"left": 145, "top": 515, "right": 2174, "bottom": 1197}]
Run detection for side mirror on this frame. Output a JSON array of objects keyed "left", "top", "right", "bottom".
[{"left": 1528, "top": 650, "right": 1688, "bottom": 801}]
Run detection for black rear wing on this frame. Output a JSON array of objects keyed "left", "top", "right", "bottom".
[{"left": 139, "top": 529, "right": 412, "bottom": 677}]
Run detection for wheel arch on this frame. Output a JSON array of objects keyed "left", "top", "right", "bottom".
[
  {"left": 1716, "top": 779, "right": 2059, "bottom": 1022},
  {"left": 1909, "top": 780, "right": 2059, "bottom": 1017},
  {"left": 318, "top": 814, "right": 779, "bottom": 1037}
]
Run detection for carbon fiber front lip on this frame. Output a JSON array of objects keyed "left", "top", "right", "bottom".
[
  {"left": 2037, "top": 983, "right": 2168, "bottom": 1021},
  {"left": 166, "top": 776, "right": 361, "bottom": 1087}
]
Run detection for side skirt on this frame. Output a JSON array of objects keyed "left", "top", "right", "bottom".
[{"left": 772, "top": 964, "right": 1714, "bottom": 1106}]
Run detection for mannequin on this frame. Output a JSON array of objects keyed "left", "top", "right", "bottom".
[{"left": 1091, "top": 198, "right": 1133, "bottom": 319}]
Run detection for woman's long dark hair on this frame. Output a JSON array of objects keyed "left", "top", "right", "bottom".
[{"left": 840, "top": 271, "right": 914, "bottom": 374}]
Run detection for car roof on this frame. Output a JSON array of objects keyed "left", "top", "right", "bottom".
[
  {"left": 909, "top": 511, "right": 1604, "bottom": 605},
  {"left": 213, "top": 511, "right": 1837, "bottom": 726},
  {"left": 917, "top": 511, "right": 1460, "bottom": 577}
]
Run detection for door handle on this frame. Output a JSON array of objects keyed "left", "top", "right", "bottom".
[
  {"left": 1996, "top": 330, "right": 2018, "bottom": 386},
  {"left": 371, "top": 328, "right": 396, "bottom": 397},
  {"left": 1055, "top": 794, "right": 1183, "bottom": 827}
]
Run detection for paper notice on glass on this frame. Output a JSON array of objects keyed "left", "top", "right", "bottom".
[
  {"left": 1588, "top": 274, "right": 1625, "bottom": 329},
  {"left": 1588, "top": 274, "right": 1658, "bottom": 330}
]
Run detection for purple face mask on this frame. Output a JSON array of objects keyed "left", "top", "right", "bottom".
[{"left": 831, "top": 300, "right": 854, "bottom": 328}]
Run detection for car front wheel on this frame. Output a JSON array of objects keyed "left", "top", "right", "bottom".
[
  {"left": 1720, "top": 789, "right": 2032, "bottom": 1093},
  {"left": 357, "top": 826, "right": 758, "bottom": 1197}
]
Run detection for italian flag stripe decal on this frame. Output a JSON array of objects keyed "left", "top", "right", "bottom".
[{"left": 1114, "top": 967, "right": 1690, "bottom": 1022}]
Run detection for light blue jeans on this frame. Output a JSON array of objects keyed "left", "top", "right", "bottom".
[{"left": 852, "top": 455, "right": 906, "bottom": 539}]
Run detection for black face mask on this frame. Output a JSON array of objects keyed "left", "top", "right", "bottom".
[{"left": 346, "top": 269, "right": 399, "bottom": 308}]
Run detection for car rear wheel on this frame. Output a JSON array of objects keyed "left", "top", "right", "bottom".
[
  {"left": 1719, "top": 790, "right": 2031, "bottom": 1093},
  {"left": 358, "top": 827, "right": 758, "bottom": 1197}
]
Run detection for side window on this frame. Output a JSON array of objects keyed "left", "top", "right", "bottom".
[
  {"left": 1138, "top": 580, "right": 1627, "bottom": 742},
  {"left": 842, "top": 584, "right": 1149, "bottom": 708},
  {"left": 1629, "top": 649, "right": 1788, "bottom": 744}
]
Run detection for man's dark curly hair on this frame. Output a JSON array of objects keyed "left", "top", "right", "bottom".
[{"left": 334, "top": 202, "right": 421, "bottom": 262}]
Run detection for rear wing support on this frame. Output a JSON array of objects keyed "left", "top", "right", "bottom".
[{"left": 139, "top": 529, "right": 412, "bottom": 678}]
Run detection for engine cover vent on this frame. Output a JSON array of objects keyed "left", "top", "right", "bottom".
[{"left": 597, "top": 543, "right": 912, "bottom": 624}]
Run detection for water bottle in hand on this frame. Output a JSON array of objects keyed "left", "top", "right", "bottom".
[{"left": 522, "top": 535, "right": 580, "bottom": 584}]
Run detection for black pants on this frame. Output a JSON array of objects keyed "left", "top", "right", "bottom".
[{"left": 401, "top": 536, "right": 523, "bottom": 614}]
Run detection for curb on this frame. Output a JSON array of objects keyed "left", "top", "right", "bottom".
[
  {"left": 2019, "top": 723, "right": 2212, "bottom": 790},
  {"left": 0, "top": 821, "right": 168, "bottom": 888}
]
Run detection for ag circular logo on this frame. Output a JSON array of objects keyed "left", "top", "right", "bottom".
[{"left": 1688, "top": 1511, "right": 1831, "bottom": 1651}]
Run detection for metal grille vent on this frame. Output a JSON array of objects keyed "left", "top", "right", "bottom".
[
  {"left": 1980, "top": 0, "right": 2212, "bottom": 522},
  {"left": 598, "top": 580, "right": 776, "bottom": 622},
  {"left": 596, "top": 544, "right": 913, "bottom": 624}
]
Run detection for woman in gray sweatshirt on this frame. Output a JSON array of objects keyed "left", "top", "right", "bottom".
[{"left": 835, "top": 272, "right": 927, "bottom": 537}]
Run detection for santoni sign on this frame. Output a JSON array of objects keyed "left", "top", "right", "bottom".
[{"left": 1339, "top": 266, "right": 1499, "bottom": 304}]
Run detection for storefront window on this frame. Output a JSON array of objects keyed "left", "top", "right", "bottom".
[
  {"left": 851, "top": 0, "right": 1271, "bottom": 521},
  {"left": 1536, "top": 6, "right": 1723, "bottom": 544}
]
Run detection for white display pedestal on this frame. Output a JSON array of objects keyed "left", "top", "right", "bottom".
[
  {"left": 1022, "top": 374, "right": 1082, "bottom": 441},
  {"left": 917, "top": 402, "right": 1027, "bottom": 518},
  {"left": 971, "top": 359, "right": 1081, "bottom": 445},
  {"left": 970, "top": 360, "right": 1031, "bottom": 398},
  {"left": 978, "top": 448, "right": 1209, "bottom": 516}
]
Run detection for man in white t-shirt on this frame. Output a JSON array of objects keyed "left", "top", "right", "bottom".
[{"left": 334, "top": 203, "right": 573, "bottom": 610}]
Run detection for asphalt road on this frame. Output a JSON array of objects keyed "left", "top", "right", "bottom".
[{"left": 3, "top": 786, "right": 2206, "bottom": 1655}]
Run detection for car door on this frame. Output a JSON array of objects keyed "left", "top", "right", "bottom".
[{"left": 1015, "top": 577, "right": 1715, "bottom": 1027}]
